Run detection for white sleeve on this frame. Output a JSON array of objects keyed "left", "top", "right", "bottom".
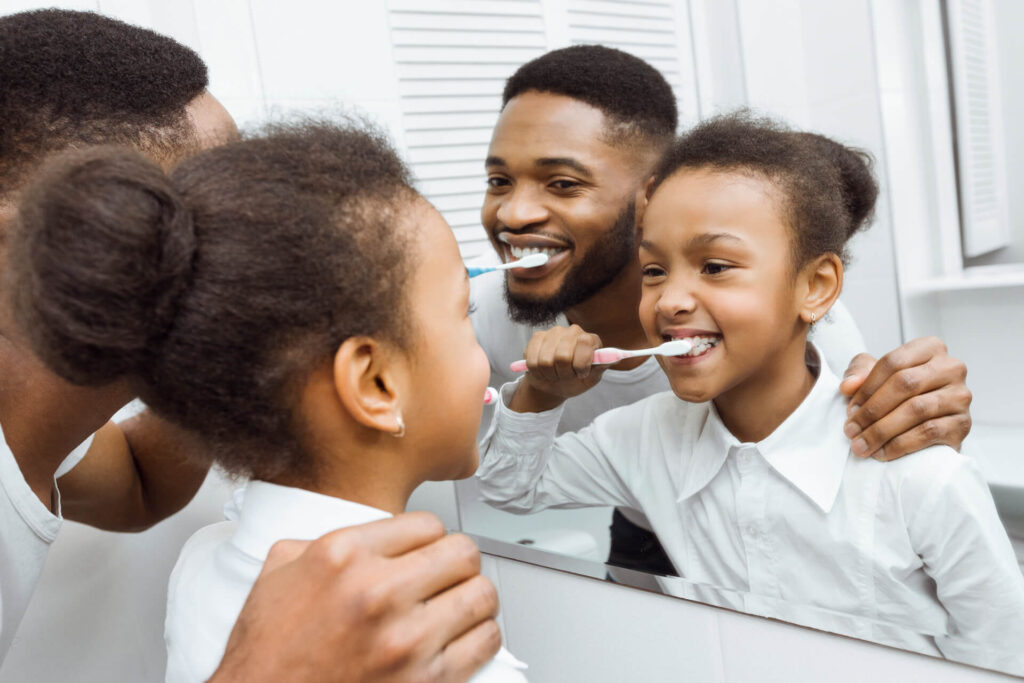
[
  {"left": 468, "top": 646, "right": 529, "bottom": 682},
  {"left": 903, "top": 450, "right": 1024, "bottom": 674},
  {"left": 811, "top": 298, "right": 867, "bottom": 375},
  {"left": 53, "top": 432, "right": 95, "bottom": 479},
  {"left": 476, "top": 382, "right": 641, "bottom": 514}
]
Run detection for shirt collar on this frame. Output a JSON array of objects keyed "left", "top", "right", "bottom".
[
  {"left": 677, "top": 344, "right": 851, "bottom": 513},
  {"left": 231, "top": 480, "right": 392, "bottom": 562}
]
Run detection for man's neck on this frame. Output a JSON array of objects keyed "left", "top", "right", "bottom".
[
  {"left": 564, "top": 260, "right": 650, "bottom": 370},
  {"left": 0, "top": 339, "right": 128, "bottom": 508}
]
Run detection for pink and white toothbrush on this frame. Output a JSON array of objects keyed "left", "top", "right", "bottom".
[{"left": 508, "top": 339, "right": 693, "bottom": 373}]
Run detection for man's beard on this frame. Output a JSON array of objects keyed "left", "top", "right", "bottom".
[{"left": 504, "top": 200, "right": 636, "bottom": 327}]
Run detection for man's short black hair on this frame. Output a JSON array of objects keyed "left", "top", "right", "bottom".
[
  {"left": 502, "top": 44, "right": 678, "bottom": 148},
  {"left": 0, "top": 9, "right": 209, "bottom": 197}
]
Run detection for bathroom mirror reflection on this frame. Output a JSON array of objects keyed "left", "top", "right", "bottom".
[
  {"left": 452, "top": 0, "right": 1024, "bottom": 677},
  {"left": 1, "top": 0, "right": 1021, "bottom": 680}
]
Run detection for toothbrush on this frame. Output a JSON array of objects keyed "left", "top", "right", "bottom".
[
  {"left": 467, "top": 252, "right": 549, "bottom": 278},
  {"left": 509, "top": 339, "right": 693, "bottom": 373},
  {"left": 483, "top": 387, "right": 499, "bottom": 405}
]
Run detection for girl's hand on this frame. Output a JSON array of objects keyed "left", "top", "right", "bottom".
[
  {"left": 839, "top": 336, "right": 972, "bottom": 461},
  {"left": 508, "top": 325, "right": 607, "bottom": 413}
]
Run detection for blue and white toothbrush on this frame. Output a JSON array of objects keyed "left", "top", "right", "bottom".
[{"left": 466, "top": 252, "right": 549, "bottom": 278}]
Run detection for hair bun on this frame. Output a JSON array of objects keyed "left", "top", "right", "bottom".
[
  {"left": 10, "top": 146, "right": 196, "bottom": 385},
  {"left": 799, "top": 132, "right": 877, "bottom": 238}
]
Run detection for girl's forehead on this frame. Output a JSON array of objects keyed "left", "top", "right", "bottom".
[{"left": 643, "top": 169, "right": 790, "bottom": 245}]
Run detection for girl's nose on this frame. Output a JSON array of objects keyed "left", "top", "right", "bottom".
[
  {"left": 495, "top": 185, "right": 548, "bottom": 230},
  {"left": 655, "top": 279, "right": 698, "bottom": 319}
]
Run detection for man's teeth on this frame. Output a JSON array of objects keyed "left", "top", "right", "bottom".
[
  {"left": 672, "top": 335, "right": 721, "bottom": 356},
  {"left": 509, "top": 245, "right": 561, "bottom": 260}
]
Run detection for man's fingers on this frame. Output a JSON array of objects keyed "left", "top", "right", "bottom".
[
  {"left": 847, "top": 389, "right": 962, "bottom": 458},
  {"left": 386, "top": 533, "right": 483, "bottom": 605},
  {"left": 845, "top": 360, "right": 951, "bottom": 433},
  {"left": 839, "top": 353, "right": 874, "bottom": 397},
  {"left": 421, "top": 575, "right": 500, "bottom": 662},
  {"left": 846, "top": 337, "right": 946, "bottom": 410},
  {"left": 262, "top": 538, "right": 310, "bottom": 572},
  {"left": 435, "top": 618, "right": 503, "bottom": 683},
  {"left": 317, "top": 511, "right": 446, "bottom": 561},
  {"left": 870, "top": 414, "right": 972, "bottom": 461}
]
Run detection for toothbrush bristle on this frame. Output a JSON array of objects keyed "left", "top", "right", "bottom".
[
  {"left": 516, "top": 252, "right": 549, "bottom": 268},
  {"left": 660, "top": 339, "right": 693, "bottom": 356}
]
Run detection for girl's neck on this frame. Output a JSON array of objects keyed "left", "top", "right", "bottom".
[
  {"left": 712, "top": 336, "right": 816, "bottom": 444},
  {"left": 268, "top": 441, "right": 417, "bottom": 517}
]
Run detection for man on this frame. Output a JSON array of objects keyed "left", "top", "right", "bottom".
[
  {"left": 470, "top": 45, "right": 972, "bottom": 574},
  {"left": 0, "top": 10, "right": 499, "bottom": 681}
]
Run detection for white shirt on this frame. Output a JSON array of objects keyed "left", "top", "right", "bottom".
[
  {"left": 476, "top": 352, "right": 1024, "bottom": 673},
  {"left": 470, "top": 269, "right": 868, "bottom": 529},
  {"left": 0, "top": 423, "right": 92, "bottom": 662},
  {"left": 165, "top": 481, "right": 528, "bottom": 683}
]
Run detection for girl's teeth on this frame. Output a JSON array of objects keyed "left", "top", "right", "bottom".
[{"left": 670, "top": 335, "right": 721, "bottom": 357}]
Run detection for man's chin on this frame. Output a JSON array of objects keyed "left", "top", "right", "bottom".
[{"left": 505, "top": 295, "right": 563, "bottom": 327}]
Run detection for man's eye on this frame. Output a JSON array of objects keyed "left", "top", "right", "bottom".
[
  {"left": 486, "top": 177, "right": 509, "bottom": 188},
  {"left": 550, "top": 179, "right": 579, "bottom": 191}
]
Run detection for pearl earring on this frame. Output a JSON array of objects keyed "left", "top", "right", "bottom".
[{"left": 391, "top": 414, "right": 405, "bottom": 438}]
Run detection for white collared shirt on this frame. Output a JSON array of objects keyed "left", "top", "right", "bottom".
[
  {"left": 477, "top": 351, "right": 1024, "bottom": 673},
  {"left": 165, "top": 481, "right": 528, "bottom": 683},
  {"left": 0, "top": 423, "right": 92, "bottom": 663},
  {"left": 470, "top": 269, "right": 867, "bottom": 530}
]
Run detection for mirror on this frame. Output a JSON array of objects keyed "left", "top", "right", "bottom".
[{"left": 3, "top": 0, "right": 1021, "bottom": 679}]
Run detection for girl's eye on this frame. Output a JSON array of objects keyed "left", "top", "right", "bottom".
[
  {"left": 641, "top": 265, "right": 667, "bottom": 279},
  {"left": 702, "top": 262, "right": 732, "bottom": 275},
  {"left": 467, "top": 302, "right": 478, "bottom": 316}
]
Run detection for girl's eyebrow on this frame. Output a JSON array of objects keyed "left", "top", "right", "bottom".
[{"left": 686, "top": 232, "right": 745, "bottom": 249}]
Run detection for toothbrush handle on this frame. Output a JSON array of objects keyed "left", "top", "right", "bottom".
[
  {"left": 592, "top": 348, "right": 626, "bottom": 364},
  {"left": 513, "top": 348, "right": 625, "bottom": 371},
  {"left": 467, "top": 265, "right": 494, "bottom": 278}
]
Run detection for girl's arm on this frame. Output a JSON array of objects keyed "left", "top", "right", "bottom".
[
  {"left": 904, "top": 451, "right": 1024, "bottom": 674},
  {"left": 476, "top": 382, "right": 649, "bottom": 514}
]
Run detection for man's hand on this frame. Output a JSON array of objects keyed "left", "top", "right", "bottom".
[
  {"left": 840, "top": 337, "right": 972, "bottom": 461},
  {"left": 210, "top": 512, "right": 501, "bottom": 683},
  {"left": 510, "top": 324, "right": 607, "bottom": 413}
]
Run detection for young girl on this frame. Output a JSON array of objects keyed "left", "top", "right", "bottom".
[
  {"left": 10, "top": 122, "right": 527, "bottom": 682},
  {"left": 476, "top": 112, "right": 1024, "bottom": 673}
]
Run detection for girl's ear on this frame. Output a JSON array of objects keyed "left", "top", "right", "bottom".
[
  {"left": 332, "top": 337, "right": 405, "bottom": 436},
  {"left": 797, "top": 253, "right": 843, "bottom": 325}
]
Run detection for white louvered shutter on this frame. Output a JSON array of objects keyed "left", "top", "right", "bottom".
[
  {"left": 388, "top": 0, "right": 548, "bottom": 259},
  {"left": 946, "top": 0, "right": 1010, "bottom": 256}
]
